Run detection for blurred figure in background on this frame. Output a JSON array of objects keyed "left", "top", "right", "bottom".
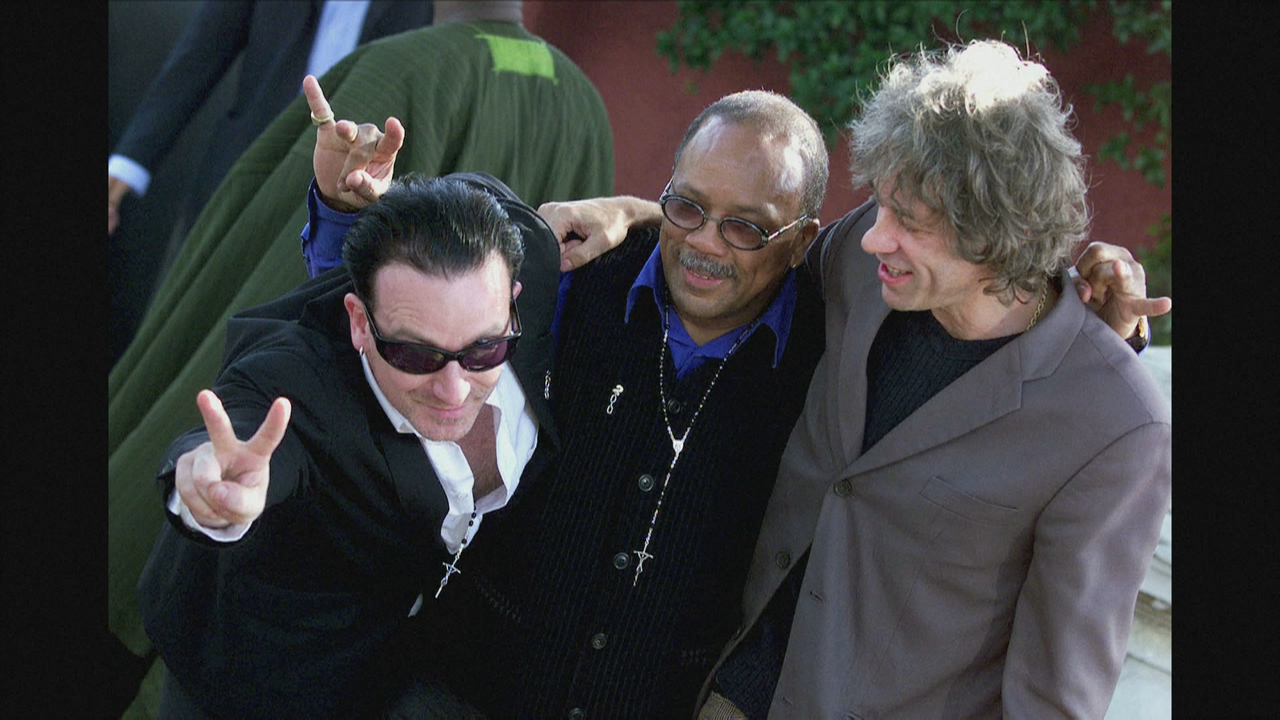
[{"left": 109, "top": 0, "right": 434, "bottom": 366}]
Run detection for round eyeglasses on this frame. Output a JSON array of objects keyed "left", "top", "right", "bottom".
[{"left": 658, "top": 189, "right": 810, "bottom": 251}]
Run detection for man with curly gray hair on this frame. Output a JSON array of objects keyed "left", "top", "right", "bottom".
[
  {"left": 851, "top": 39, "right": 1090, "bottom": 311},
  {"left": 700, "top": 40, "right": 1171, "bottom": 718}
]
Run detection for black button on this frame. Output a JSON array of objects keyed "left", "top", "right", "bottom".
[
  {"left": 775, "top": 551, "right": 791, "bottom": 569},
  {"left": 591, "top": 632, "right": 608, "bottom": 650},
  {"left": 613, "top": 552, "right": 630, "bottom": 570},
  {"left": 834, "top": 479, "right": 853, "bottom": 497},
  {"left": 666, "top": 398, "right": 682, "bottom": 415},
  {"left": 638, "top": 474, "right": 656, "bottom": 492},
  {"left": 569, "top": 709, "right": 585, "bottom": 720}
]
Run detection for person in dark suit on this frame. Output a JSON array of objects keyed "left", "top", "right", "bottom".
[
  {"left": 136, "top": 172, "right": 560, "bottom": 718},
  {"left": 109, "top": 0, "right": 434, "bottom": 233},
  {"left": 108, "top": 0, "right": 433, "bottom": 365}
]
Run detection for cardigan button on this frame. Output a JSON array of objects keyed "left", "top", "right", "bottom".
[
  {"left": 834, "top": 479, "right": 853, "bottom": 497},
  {"left": 638, "top": 474, "right": 656, "bottom": 492},
  {"left": 666, "top": 398, "right": 683, "bottom": 415},
  {"left": 613, "top": 552, "right": 630, "bottom": 570},
  {"left": 569, "top": 709, "right": 585, "bottom": 720},
  {"left": 775, "top": 551, "right": 791, "bottom": 569},
  {"left": 591, "top": 632, "right": 608, "bottom": 650}
]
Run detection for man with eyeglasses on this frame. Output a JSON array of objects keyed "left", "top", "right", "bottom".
[
  {"left": 544, "top": 42, "right": 1171, "bottom": 719},
  {"left": 135, "top": 173, "right": 560, "bottom": 718},
  {"left": 294, "top": 69, "right": 1163, "bottom": 715},
  {"left": 299, "top": 86, "right": 829, "bottom": 716}
]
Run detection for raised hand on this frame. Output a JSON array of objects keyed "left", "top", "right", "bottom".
[
  {"left": 1070, "top": 241, "right": 1172, "bottom": 340},
  {"left": 539, "top": 196, "right": 661, "bottom": 272},
  {"left": 109, "top": 175, "right": 132, "bottom": 235},
  {"left": 303, "top": 75, "right": 404, "bottom": 212},
  {"left": 175, "top": 390, "right": 292, "bottom": 529}
]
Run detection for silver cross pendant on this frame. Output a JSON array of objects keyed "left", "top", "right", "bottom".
[
  {"left": 632, "top": 549, "right": 654, "bottom": 586},
  {"left": 435, "top": 557, "right": 463, "bottom": 598}
]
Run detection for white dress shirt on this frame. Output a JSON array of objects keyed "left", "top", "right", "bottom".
[{"left": 169, "top": 357, "right": 539, "bottom": 550}]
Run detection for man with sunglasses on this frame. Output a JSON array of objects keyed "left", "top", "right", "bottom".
[
  {"left": 136, "top": 173, "right": 560, "bottom": 718},
  {"left": 296, "top": 71, "right": 1164, "bottom": 715},
  {"left": 300, "top": 87, "right": 830, "bottom": 716}
]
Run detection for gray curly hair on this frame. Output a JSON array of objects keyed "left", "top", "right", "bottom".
[{"left": 849, "top": 40, "right": 1090, "bottom": 302}]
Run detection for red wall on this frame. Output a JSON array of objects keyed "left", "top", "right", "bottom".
[{"left": 524, "top": 1, "right": 1171, "bottom": 255}]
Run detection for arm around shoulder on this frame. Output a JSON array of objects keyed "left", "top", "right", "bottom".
[{"left": 543, "top": 196, "right": 663, "bottom": 272}]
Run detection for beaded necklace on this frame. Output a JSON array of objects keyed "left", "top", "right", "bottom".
[
  {"left": 631, "top": 302, "right": 759, "bottom": 585},
  {"left": 435, "top": 510, "right": 478, "bottom": 597}
]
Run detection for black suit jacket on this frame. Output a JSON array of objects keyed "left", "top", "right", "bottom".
[
  {"left": 136, "top": 184, "right": 560, "bottom": 717},
  {"left": 114, "top": 0, "right": 433, "bottom": 213}
]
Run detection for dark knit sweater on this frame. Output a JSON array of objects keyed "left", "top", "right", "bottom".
[{"left": 447, "top": 227, "right": 825, "bottom": 718}]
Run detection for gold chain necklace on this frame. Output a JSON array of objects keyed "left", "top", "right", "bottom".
[{"left": 1025, "top": 285, "right": 1048, "bottom": 332}]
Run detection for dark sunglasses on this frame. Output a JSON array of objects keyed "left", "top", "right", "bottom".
[{"left": 365, "top": 300, "right": 521, "bottom": 375}]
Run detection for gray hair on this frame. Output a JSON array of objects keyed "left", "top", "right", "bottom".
[
  {"left": 849, "top": 40, "right": 1089, "bottom": 302},
  {"left": 675, "top": 90, "right": 829, "bottom": 219}
]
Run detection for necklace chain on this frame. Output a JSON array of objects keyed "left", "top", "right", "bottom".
[
  {"left": 435, "top": 511, "right": 478, "bottom": 598},
  {"left": 632, "top": 304, "right": 758, "bottom": 585},
  {"left": 1025, "top": 286, "right": 1047, "bottom": 332}
]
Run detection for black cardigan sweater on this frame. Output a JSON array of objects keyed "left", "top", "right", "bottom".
[{"left": 432, "top": 228, "right": 825, "bottom": 718}]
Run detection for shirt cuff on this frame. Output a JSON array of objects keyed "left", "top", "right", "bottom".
[
  {"left": 167, "top": 488, "right": 252, "bottom": 543},
  {"left": 1126, "top": 315, "right": 1151, "bottom": 354},
  {"left": 302, "top": 178, "right": 360, "bottom": 278},
  {"left": 108, "top": 155, "right": 152, "bottom": 197}
]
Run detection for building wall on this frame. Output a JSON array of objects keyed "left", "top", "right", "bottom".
[{"left": 525, "top": 0, "right": 1172, "bottom": 255}]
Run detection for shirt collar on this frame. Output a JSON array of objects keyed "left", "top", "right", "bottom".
[
  {"left": 624, "top": 244, "right": 797, "bottom": 368},
  {"left": 360, "top": 353, "right": 538, "bottom": 550}
]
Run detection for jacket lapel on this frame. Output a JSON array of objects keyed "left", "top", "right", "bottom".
[
  {"left": 840, "top": 269, "right": 1084, "bottom": 480},
  {"left": 296, "top": 276, "right": 453, "bottom": 546},
  {"left": 846, "top": 341, "right": 1026, "bottom": 477},
  {"left": 834, "top": 273, "right": 890, "bottom": 464},
  {"left": 372, "top": 421, "right": 450, "bottom": 545}
]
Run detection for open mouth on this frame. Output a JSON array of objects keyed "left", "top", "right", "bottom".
[{"left": 879, "top": 261, "right": 912, "bottom": 283}]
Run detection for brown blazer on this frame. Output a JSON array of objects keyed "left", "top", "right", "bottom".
[{"left": 709, "top": 200, "right": 1172, "bottom": 718}]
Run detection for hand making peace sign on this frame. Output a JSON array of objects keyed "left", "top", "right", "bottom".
[{"left": 174, "top": 389, "right": 292, "bottom": 529}]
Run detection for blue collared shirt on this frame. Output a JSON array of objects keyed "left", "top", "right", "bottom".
[
  {"left": 300, "top": 179, "right": 357, "bottom": 278},
  {"left": 558, "top": 244, "right": 798, "bottom": 379}
]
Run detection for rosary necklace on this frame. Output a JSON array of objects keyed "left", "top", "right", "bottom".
[
  {"left": 436, "top": 511, "right": 477, "bottom": 598},
  {"left": 631, "top": 302, "right": 759, "bottom": 586}
]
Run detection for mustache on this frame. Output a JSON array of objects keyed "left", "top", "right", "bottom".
[{"left": 679, "top": 248, "right": 736, "bottom": 279}]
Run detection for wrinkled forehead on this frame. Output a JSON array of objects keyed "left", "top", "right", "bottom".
[
  {"left": 674, "top": 118, "right": 807, "bottom": 212},
  {"left": 872, "top": 174, "right": 948, "bottom": 227}
]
